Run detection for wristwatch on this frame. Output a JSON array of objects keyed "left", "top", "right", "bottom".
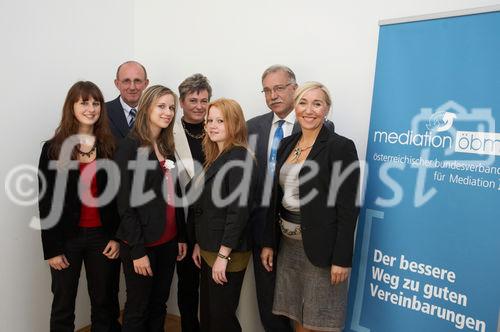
[{"left": 217, "top": 252, "right": 231, "bottom": 261}]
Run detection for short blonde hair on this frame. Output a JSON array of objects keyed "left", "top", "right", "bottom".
[{"left": 294, "top": 81, "right": 332, "bottom": 108}]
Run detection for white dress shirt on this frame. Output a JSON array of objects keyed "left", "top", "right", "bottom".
[{"left": 267, "top": 111, "right": 296, "bottom": 159}]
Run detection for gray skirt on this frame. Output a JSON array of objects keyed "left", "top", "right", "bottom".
[{"left": 273, "top": 235, "right": 348, "bottom": 331}]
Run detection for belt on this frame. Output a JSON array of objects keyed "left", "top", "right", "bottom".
[{"left": 279, "top": 207, "right": 301, "bottom": 224}]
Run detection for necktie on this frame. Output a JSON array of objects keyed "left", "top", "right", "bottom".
[
  {"left": 268, "top": 120, "right": 285, "bottom": 174},
  {"left": 129, "top": 108, "right": 137, "bottom": 128}
]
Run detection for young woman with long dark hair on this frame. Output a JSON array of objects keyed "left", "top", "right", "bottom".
[{"left": 37, "top": 81, "right": 120, "bottom": 332}]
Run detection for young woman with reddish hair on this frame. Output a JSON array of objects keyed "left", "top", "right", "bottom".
[{"left": 189, "top": 98, "right": 256, "bottom": 332}]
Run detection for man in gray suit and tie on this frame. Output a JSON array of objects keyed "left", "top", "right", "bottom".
[
  {"left": 106, "top": 61, "right": 149, "bottom": 140},
  {"left": 247, "top": 65, "right": 298, "bottom": 332}
]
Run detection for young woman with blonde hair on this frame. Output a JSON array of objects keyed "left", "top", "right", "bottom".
[
  {"left": 262, "top": 82, "right": 360, "bottom": 332},
  {"left": 115, "top": 84, "right": 187, "bottom": 331}
]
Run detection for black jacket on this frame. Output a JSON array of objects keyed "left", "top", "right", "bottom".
[
  {"left": 187, "top": 146, "right": 256, "bottom": 252},
  {"left": 106, "top": 96, "right": 130, "bottom": 140},
  {"left": 263, "top": 125, "right": 360, "bottom": 267},
  {"left": 37, "top": 141, "right": 120, "bottom": 260},
  {"left": 114, "top": 136, "right": 186, "bottom": 259},
  {"left": 246, "top": 112, "right": 335, "bottom": 247}
]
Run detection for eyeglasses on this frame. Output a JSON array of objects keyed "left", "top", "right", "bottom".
[
  {"left": 261, "top": 83, "right": 294, "bottom": 96},
  {"left": 118, "top": 78, "right": 146, "bottom": 87}
]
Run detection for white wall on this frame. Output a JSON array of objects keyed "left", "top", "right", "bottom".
[
  {"left": 134, "top": 0, "right": 500, "bottom": 164},
  {"left": 0, "top": 0, "right": 133, "bottom": 330},
  {"left": 1, "top": 0, "right": 498, "bottom": 331}
]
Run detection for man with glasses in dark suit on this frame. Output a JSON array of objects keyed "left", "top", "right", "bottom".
[
  {"left": 106, "top": 61, "right": 149, "bottom": 140},
  {"left": 247, "top": 65, "right": 297, "bottom": 332},
  {"left": 105, "top": 60, "right": 149, "bottom": 331}
]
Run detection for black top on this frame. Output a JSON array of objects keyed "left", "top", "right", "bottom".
[{"left": 182, "top": 119, "right": 205, "bottom": 168}]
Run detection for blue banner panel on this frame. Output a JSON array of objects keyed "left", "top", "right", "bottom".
[{"left": 346, "top": 11, "right": 500, "bottom": 332}]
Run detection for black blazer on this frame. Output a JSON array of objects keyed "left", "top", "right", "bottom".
[
  {"left": 246, "top": 112, "right": 335, "bottom": 247},
  {"left": 263, "top": 125, "right": 360, "bottom": 268},
  {"left": 187, "top": 146, "right": 256, "bottom": 253},
  {"left": 37, "top": 141, "right": 120, "bottom": 260},
  {"left": 115, "top": 136, "right": 186, "bottom": 259},
  {"left": 106, "top": 96, "right": 130, "bottom": 140}
]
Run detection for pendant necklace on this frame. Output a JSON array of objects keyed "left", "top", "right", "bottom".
[{"left": 291, "top": 141, "right": 313, "bottom": 163}]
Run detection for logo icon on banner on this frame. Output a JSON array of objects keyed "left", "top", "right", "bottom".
[{"left": 426, "top": 111, "right": 456, "bottom": 132}]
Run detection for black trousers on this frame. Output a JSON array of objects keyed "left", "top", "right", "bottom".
[
  {"left": 199, "top": 259, "right": 245, "bottom": 332},
  {"left": 252, "top": 246, "right": 292, "bottom": 332},
  {"left": 121, "top": 240, "right": 177, "bottom": 332},
  {"left": 176, "top": 242, "right": 200, "bottom": 332},
  {"left": 50, "top": 227, "right": 117, "bottom": 332},
  {"left": 109, "top": 256, "right": 122, "bottom": 331}
]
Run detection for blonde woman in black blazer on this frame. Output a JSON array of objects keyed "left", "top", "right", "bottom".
[
  {"left": 114, "top": 85, "right": 187, "bottom": 331},
  {"left": 188, "top": 98, "right": 256, "bottom": 332},
  {"left": 261, "top": 82, "right": 360, "bottom": 332}
]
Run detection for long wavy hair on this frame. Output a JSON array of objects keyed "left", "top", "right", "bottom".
[
  {"left": 48, "top": 81, "right": 115, "bottom": 159},
  {"left": 130, "top": 85, "right": 177, "bottom": 158},
  {"left": 203, "top": 98, "right": 248, "bottom": 168}
]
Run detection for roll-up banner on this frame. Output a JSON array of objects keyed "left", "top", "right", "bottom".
[{"left": 346, "top": 6, "right": 500, "bottom": 332}]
